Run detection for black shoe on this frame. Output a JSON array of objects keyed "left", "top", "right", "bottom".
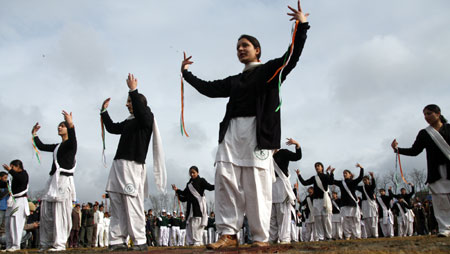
[
  {"left": 108, "top": 243, "right": 128, "bottom": 251},
  {"left": 129, "top": 244, "right": 148, "bottom": 251}
]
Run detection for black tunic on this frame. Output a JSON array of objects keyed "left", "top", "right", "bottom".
[
  {"left": 301, "top": 195, "right": 313, "bottom": 220},
  {"left": 0, "top": 170, "right": 28, "bottom": 197},
  {"left": 33, "top": 127, "right": 77, "bottom": 176},
  {"left": 298, "top": 172, "right": 334, "bottom": 199},
  {"left": 356, "top": 178, "right": 376, "bottom": 201},
  {"left": 182, "top": 23, "right": 310, "bottom": 149},
  {"left": 397, "top": 123, "right": 450, "bottom": 184},
  {"left": 273, "top": 147, "right": 302, "bottom": 177},
  {"left": 393, "top": 186, "right": 415, "bottom": 206},
  {"left": 377, "top": 190, "right": 394, "bottom": 218},
  {"left": 176, "top": 176, "right": 214, "bottom": 218},
  {"left": 332, "top": 198, "right": 342, "bottom": 214},
  {"left": 332, "top": 168, "right": 364, "bottom": 207},
  {"left": 101, "top": 89, "right": 154, "bottom": 164}
]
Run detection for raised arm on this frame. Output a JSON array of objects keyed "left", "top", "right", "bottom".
[
  {"left": 62, "top": 110, "right": 77, "bottom": 150},
  {"left": 285, "top": 138, "right": 302, "bottom": 161},
  {"left": 296, "top": 169, "right": 314, "bottom": 186},
  {"left": 127, "top": 73, "right": 154, "bottom": 129},
  {"left": 354, "top": 164, "right": 365, "bottom": 184},
  {"left": 31, "top": 122, "right": 57, "bottom": 152}
]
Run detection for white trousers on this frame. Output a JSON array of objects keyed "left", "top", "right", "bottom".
[
  {"left": 380, "top": 221, "right": 394, "bottom": 237},
  {"left": 397, "top": 216, "right": 408, "bottom": 236},
  {"left": 108, "top": 192, "right": 146, "bottom": 246},
  {"left": 269, "top": 202, "right": 291, "bottom": 243},
  {"left": 302, "top": 222, "right": 315, "bottom": 242},
  {"left": 179, "top": 229, "right": 186, "bottom": 246},
  {"left": 158, "top": 226, "right": 169, "bottom": 246},
  {"left": 332, "top": 221, "right": 343, "bottom": 240},
  {"left": 96, "top": 224, "right": 105, "bottom": 247},
  {"left": 363, "top": 216, "right": 378, "bottom": 238},
  {"left": 215, "top": 161, "right": 272, "bottom": 242},
  {"left": 290, "top": 221, "right": 298, "bottom": 242},
  {"left": 186, "top": 217, "right": 203, "bottom": 246},
  {"left": 40, "top": 198, "right": 72, "bottom": 249},
  {"left": 360, "top": 220, "right": 367, "bottom": 239},
  {"left": 432, "top": 193, "right": 450, "bottom": 235},
  {"left": 5, "top": 197, "right": 28, "bottom": 250},
  {"left": 202, "top": 230, "right": 208, "bottom": 245},
  {"left": 207, "top": 227, "right": 216, "bottom": 244},
  {"left": 314, "top": 214, "right": 332, "bottom": 240},
  {"left": 342, "top": 216, "right": 361, "bottom": 239},
  {"left": 169, "top": 226, "right": 180, "bottom": 246}
]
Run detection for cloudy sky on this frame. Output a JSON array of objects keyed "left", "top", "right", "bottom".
[{"left": 1, "top": 0, "right": 449, "bottom": 207}]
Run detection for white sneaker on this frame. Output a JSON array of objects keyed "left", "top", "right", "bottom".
[
  {"left": 6, "top": 248, "right": 20, "bottom": 252},
  {"left": 48, "top": 247, "right": 66, "bottom": 252}
]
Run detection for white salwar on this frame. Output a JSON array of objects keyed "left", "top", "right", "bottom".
[
  {"left": 185, "top": 217, "right": 203, "bottom": 246},
  {"left": 95, "top": 211, "right": 105, "bottom": 247},
  {"left": 215, "top": 117, "right": 274, "bottom": 242},
  {"left": 429, "top": 165, "right": 450, "bottom": 236},
  {"left": 377, "top": 196, "right": 394, "bottom": 238},
  {"left": 5, "top": 195, "right": 30, "bottom": 250},
  {"left": 340, "top": 206, "right": 361, "bottom": 239},
  {"left": 106, "top": 159, "right": 148, "bottom": 246},
  {"left": 158, "top": 226, "right": 169, "bottom": 246},
  {"left": 361, "top": 197, "right": 378, "bottom": 238},
  {"left": 179, "top": 228, "right": 186, "bottom": 246}
]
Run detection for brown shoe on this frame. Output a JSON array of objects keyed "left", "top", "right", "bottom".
[
  {"left": 251, "top": 241, "right": 269, "bottom": 247},
  {"left": 206, "top": 235, "right": 238, "bottom": 250}
]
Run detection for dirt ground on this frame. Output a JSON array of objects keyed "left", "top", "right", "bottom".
[{"left": 9, "top": 235, "right": 450, "bottom": 254}]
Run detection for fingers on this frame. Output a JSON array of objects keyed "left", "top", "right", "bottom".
[{"left": 298, "top": 0, "right": 302, "bottom": 12}]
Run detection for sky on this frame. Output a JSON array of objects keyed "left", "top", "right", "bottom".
[{"left": 1, "top": 0, "right": 449, "bottom": 208}]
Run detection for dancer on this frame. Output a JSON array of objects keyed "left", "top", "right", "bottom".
[
  {"left": 331, "top": 191, "right": 343, "bottom": 240},
  {"left": 392, "top": 197, "right": 413, "bottom": 236},
  {"left": 157, "top": 210, "right": 169, "bottom": 247},
  {"left": 101, "top": 73, "right": 164, "bottom": 251},
  {"left": 297, "top": 163, "right": 333, "bottom": 241},
  {"left": 332, "top": 164, "right": 364, "bottom": 239},
  {"left": 376, "top": 187, "right": 394, "bottom": 237},
  {"left": 392, "top": 184, "right": 415, "bottom": 236},
  {"left": 171, "top": 166, "right": 214, "bottom": 246},
  {"left": 181, "top": 1, "right": 310, "bottom": 249},
  {"left": 356, "top": 172, "right": 378, "bottom": 238},
  {"left": 270, "top": 138, "right": 302, "bottom": 244},
  {"left": 1, "top": 160, "right": 29, "bottom": 252},
  {"left": 32, "top": 111, "right": 76, "bottom": 251},
  {"left": 392, "top": 104, "right": 449, "bottom": 237}
]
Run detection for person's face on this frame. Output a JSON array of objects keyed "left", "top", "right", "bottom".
[
  {"left": 423, "top": 108, "right": 440, "bottom": 125},
  {"left": 211, "top": 213, "right": 215, "bottom": 218},
  {"left": 343, "top": 171, "right": 351, "bottom": 179},
  {"left": 93, "top": 205, "right": 98, "bottom": 211},
  {"left": 236, "top": 38, "right": 260, "bottom": 64},
  {"left": 126, "top": 96, "right": 133, "bottom": 114},
  {"left": 315, "top": 164, "right": 323, "bottom": 174},
  {"left": 76, "top": 206, "right": 80, "bottom": 212},
  {"left": 363, "top": 178, "right": 370, "bottom": 185},
  {"left": 0, "top": 175, "right": 7, "bottom": 182},
  {"left": 307, "top": 188, "right": 313, "bottom": 195},
  {"left": 401, "top": 188, "right": 406, "bottom": 195},
  {"left": 10, "top": 164, "right": 21, "bottom": 172},
  {"left": 189, "top": 169, "right": 198, "bottom": 179},
  {"left": 380, "top": 190, "right": 386, "bottom": 196},
  {"left": 332, "top": 193, "right": 338, "bottom": 199},
  {"left": 99, "top": 206, "right": 104, "bottom": 212},
  {"left": 149, "top": 211, "right": 153, "bottom": 216},
  {"left": 58, "top": 123, "right": 68, "bottom": 136}
]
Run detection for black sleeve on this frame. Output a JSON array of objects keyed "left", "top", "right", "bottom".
[
  {"left": 201, "top": 178, "right": 215, "bottom": 191},
  {"left": 101, "top": 111, "right": 125, "bottom": 135},
  {"left": 182, "top": 70, "right": 233, "bottom": 98},
  {"left": 407, "top": 185, "right": 415, "bottom": 199},
  {"left": 397, "top": 130, "right": 426, "bottom": 157},
  {"left": 65, "top": 127, "right": 77, "bottom": 153},
  {"left": 262, "top": 22, "right": 310, "bottom": 88},
  {"left": 298, "top": 174, "right": 314, "bottom": 186},
  {"left": 33, "top": 136, "right": 57, "bottom": 152},
  {"left": 176, "top": 188, "right": 188, "bottom": 202},
  {"left": 287, "top": 147, "right": 302, "bottom": 161},
  {"left": 129, "top": 90, "right": 154, "bottom": 129},
  {"left": 0, "top": 181, "right": 6, "bottom": 188},
  {"left": 354, "top": 167, "right": 364, "bottom": 185}
]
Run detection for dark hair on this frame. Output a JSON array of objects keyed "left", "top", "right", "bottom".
[
  {"left": 314, "top": 162, "right": 324, "bottom": 169},
  {"left": 75, "top": 204, "right": 81, "bottom": 207},
  {"left": 136, "top": 94, "right": 148, "bottom": 107},
  {"left": 424, "top": 104, "right": 447, "bottom": 123},
  {"left": 189, "top": 166, "right": 199, "bottom": 173},
  {"left": 379, "top": 188, "right": 386, "bottom": 192},
  {"left": 332, "top": 191, "right": 338, "bottom": 195},
  {"left": 0, "top": 172, "right": 7, "bottom": 177},
  {"left": 10, "top": 160, "right": 24, "bottom": 170},
  {"left": 343, "top": 169, "right": 354, "bottom": 179},
  {"left": 363, "top": 176, "right": 370, "bottom": 181},
  {"left": 308, "top": 186, "right": 314, "bottom": 191},
  {"left": 59, "top": 121, "right": 69, "bottom": 128},
  {"left": 238, "top": 34, "right": 261, "bottom": 59}
]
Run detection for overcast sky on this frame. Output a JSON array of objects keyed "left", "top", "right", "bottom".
[{"left": 1, "top": 0, "right": 449, "bottom": 207}]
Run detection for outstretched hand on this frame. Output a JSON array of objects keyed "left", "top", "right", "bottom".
[
  {"left": 31, "top": 122, "right": 41, "bottom": 136},
  {"left": 181, "top": 52, "right": 194, "bottom": 72},
  {"left": 286, "top": 138, "right": 300, "bottom": 148},
  {"left": 391, "top": 139, "right": 398, "bottom": 151},
  {"left": 171, "top": 184, "right": 178, "bottom": 191},
  {"left": 296, "top": 169, "right": 300, "bottom": 175},
  {"left": 62, "top": 111, "right": 74, "bottom": 128},
  {"left": 2, "top": 164, "right": 11, "bottom": 171},
  {"left": 287, "top": 0, "right": 309, "bottom": 23},
  {"left": 356, "top": 163, "right": 363, "bottom": 169},
  {"left": 127, "top": 73, "right": 138, "bottom": 90}
]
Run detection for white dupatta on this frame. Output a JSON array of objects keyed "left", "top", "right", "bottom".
[
  {"left": 47, "top": 144, "right": 77, "bottom": 201},
  {"left": 152, "top": 119, "right": 167, "bottom": 194},
  {"left": 342, "top": 180, "right": 361, "bottom": 218},
  {"left": 425, "top": 125, "right": 450, "bottom": 161},
  {"left": 273, "top": 162, "right": 296, "bottom": 205},
  {"left": 315, "top": 175, "right": 332, "bottom": 214},
  {"left": 187, "top": 182, "right": 208, "bottom": 227}
]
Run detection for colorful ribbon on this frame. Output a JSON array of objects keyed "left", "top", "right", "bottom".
[
  {"left": 396, "top": 150, "right": 409, "bottom": 185},
  {"left": 180, "top": 74, "right": 189, "bottom": 137},
  {"left": 31, "top": 137, "right": 41, "bottom": 164},
  {"left": 267, "top": 20, "right": 299, "bottom": 112},
  {"left": 100, "top": 117, "right": 107, "bottom": 167}
]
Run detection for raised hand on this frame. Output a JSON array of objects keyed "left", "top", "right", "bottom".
[
  {"left": 369, "top": 172, "right": 374, "bottom": 177},
  {"left": 31, "top": 122, "right": 41, "bottom": 136},
  {"left": 391, "top": 139, "right": 398, "bottom": 151},
  {"left": 356, "top": 163, "right": 363, "bottom": 169},
  {"left": 286, "top": 138, "right": 300, "bottom": 148},
  {"left": 287, "top": 0, "right": 309, "bottom": 23},
  {"left": 296, "top": 169, "right": 300, "bottom": 175},
  {"left": 2, "top": 164, "right": 11, "bottom": 171},
  {"left": 171, "top": 184, "right": 178, "bottom": 191},
  {"left": 62, "top": 110, "right": 74, "bottom": 128},
  {"left": 127, "top": 73, "right": 138, "bottom": 90},
  {"left": 181, "top": 52, "right": 194, "bottom": 72},
  {"left": 102, "top": 98, "right": 111, "bottom": 111}
]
